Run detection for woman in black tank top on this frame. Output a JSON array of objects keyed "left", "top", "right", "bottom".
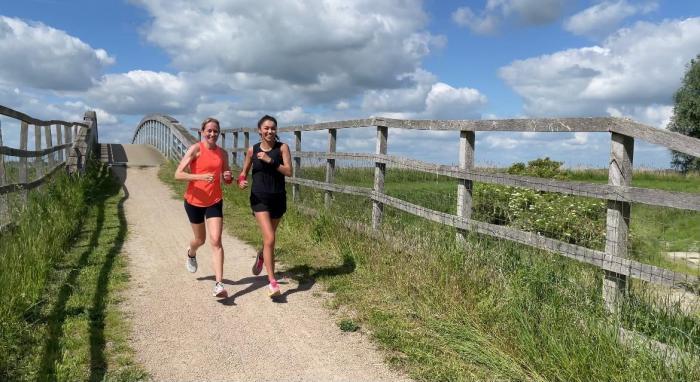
[{"left": 238, "top": 115, "right": 292, "bottom": 297}]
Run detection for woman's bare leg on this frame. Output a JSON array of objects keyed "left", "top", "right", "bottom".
[{"left": 206, "top": 217, "right": 224, "bottom": 283}]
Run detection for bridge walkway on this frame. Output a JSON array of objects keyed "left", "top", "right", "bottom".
[{"left": 105, "top": 144, "right": 407, "bottom": 381}]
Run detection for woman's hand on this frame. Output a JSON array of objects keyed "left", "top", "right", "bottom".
[
  {"left": 237, "top": 174, "right": 248, "bottom": 189},
  {"left": 223, "top": 170, "right": 233, "bottom": 184},
  {"left": 256, "top": 151, "right": 272, "bottom": 164},
  {"left": 201, "top": 173, "right": 215, "bottom": 183}
]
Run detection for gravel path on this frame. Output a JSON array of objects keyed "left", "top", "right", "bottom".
[{"left": 116, "top": 163, "right": 410, "bottom": 382}]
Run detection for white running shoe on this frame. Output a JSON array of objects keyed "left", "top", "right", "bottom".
[
  {"left": 268, "top": 280, "right": 281, "bottom": 298},
  {"left": 213, "top": 282, "right": 227, "bottom": 297},
  {"left": 186, "top": 248, "right": 197, "bottom": 273}
]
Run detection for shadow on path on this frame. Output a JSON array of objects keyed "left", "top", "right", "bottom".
[
  {"left": 196, "top": 253, "right": 356, "bottom": 305},
  {"left": 37, "top": 164, "right": 129, "bottom": 382}
]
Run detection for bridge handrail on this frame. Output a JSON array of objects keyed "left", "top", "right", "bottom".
[{"left": 131, "top": 114, "right": 197, "bottom": 161}]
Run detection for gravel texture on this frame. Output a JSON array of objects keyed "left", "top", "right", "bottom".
[{"left": 115, "top": 161, "right": 410, "bottom": 382}]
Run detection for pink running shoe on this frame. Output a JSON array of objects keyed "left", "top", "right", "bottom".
[
  {"left": 252, "top": 250, "right": 264, "bottom": 275},
  {"left": 268, "top": 280, "right": 281, "bottom": 298}
]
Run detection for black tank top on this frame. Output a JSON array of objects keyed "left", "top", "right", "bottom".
[{"left": 252, "top": 142, "right": 286, "bottom": 194}]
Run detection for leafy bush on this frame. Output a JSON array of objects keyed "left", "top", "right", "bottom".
[{"left": 474, "top": 158, "right": 606, "bottom": 248}]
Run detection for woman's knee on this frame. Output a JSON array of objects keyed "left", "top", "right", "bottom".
[
  {"left": 209, "top": 236, "right": 222, "bottom": 249},
  {"left": 193, "top": 237, "right": 206, "bottom": 247},
  {"left": 263, "top": 235, "right": 275, "bottom": 248}
]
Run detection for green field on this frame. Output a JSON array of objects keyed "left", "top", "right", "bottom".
[{"left": 159, "top": 161, "right": 700, "bottom": 382}]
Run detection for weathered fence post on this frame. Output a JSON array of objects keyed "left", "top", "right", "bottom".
[
  {"left": 232, "top": 132, "right": 238, "bottom": 167},
  {"left": 293, "top": 130, "right": 301, "bottom": 202},
  {"left": 55, "top": 124, "right": 63, "bottom": 162},
  {"left": 0, "top": 120, "right": 6, "bottom": 222},
  {"left": 221, "top": 133, "right": 231, "bottom": 164},
  {"left": 34, "top": 124, "right": 44, "bottom": 179},
  {"left": 325, "top": 128, "right": 336, "bottom": 209},
  {"left": 603, "top": 132, "right": 634, "bottom": 314},
  {"left": 44, "top": 125, "right": 55, "bottom": 169},
  {"left": 456, "top": 130, "right": 475, "bottom": 242},
  {"left": 19, "top": 122, "right": 28, "bottom": 203},
  {"left": 244, "top": 131, "right": 250, "bottom": 154},
  {"left": 64, "top": 125, "right": 72, "bottom": 160},
  {"left": 372, "top": 125, "right": 388, "bottom": 230}
]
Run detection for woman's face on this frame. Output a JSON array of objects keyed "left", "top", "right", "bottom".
[
  {"left": 259, "top": 120, "right": 277, "bottom": 143},
  {"left": 202, "top": 121, "right": 220, "bottom": 144}
]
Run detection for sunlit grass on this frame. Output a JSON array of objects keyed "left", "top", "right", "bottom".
[
  {"left": 160, "top": 161, "right": 700, "bottom": 381},
  {"left": 0, "top": 163, "right": 147, "bottom": 381}
]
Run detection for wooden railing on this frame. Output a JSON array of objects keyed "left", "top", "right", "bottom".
[
  {"left": 213, "top": 116, "right": 700, "bottom": 313},
  {"left": 0, "top": 105, "right": 98, "bottom": 230}
]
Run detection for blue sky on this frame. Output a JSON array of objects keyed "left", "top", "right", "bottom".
[{"left": 0, "top": 0, "right": 698, "bottom": 168}]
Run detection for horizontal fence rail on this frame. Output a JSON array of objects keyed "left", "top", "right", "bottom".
[{"left": 0, "top": 105, "right": 97, "bottom": 230}]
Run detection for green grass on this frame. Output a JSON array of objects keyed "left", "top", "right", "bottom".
[
  {"left": 159, "top": 161, "right": 700, "bottom": 381},
  {"left": 0, "top": 163, "right": 147, "bottom": 381}
]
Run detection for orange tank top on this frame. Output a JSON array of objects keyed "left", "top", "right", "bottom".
[{"left": 184, "top": 142, "right": 225, "bottom": 207}]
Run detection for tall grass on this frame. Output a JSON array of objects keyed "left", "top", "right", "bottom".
[
  {"left": 159, "top": 161, "right": 700, "bottom": 381},
  {"left": 0, "top": 163, "right": 146, "bottom": 381}
]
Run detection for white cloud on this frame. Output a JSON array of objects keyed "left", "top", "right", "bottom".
[
  {"left": 452, "top": 0, "right": 573, "bottom": 35},
  {"left": 361, "top": 70, "right": 487, "bottom": 119},
  {"left": 499, "top": 17, "right": 700, "bottom": 126},
  {"left": 133, "top": 0, "right": 444, "bottom": 104},
  {"left": 0, "top": 16, "right": 114, "bottom": 91},
  {"left": 564, "top": 0, "right": 658, "bottom": 39},
  {"left": 86, "top": 70, "right": 197, "bottom": 115}
]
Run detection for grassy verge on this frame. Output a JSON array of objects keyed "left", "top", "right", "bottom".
[
  {"left": 159, "top": 161, "right": 700, "bottom": 381},
  {"left": 0, "top": 163, "right": 147, "bottom": 381}
]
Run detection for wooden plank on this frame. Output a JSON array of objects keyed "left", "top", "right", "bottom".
[
  {"left": 44, "top": 125, "right": 54, "bottom": 168},
  {"left": 325, "top": 128, "right": 336, "bottom": 209},
  {"left": 291, "top": 151, "right": 700, "bottom": 211},
  {"left": 604, "top": 132, "right": 634, "bottom": 313},
  {"left": 293, "top": 131, "right": 301, "bottom": 202},
  {"left": 370, "top": 191, "right": 697, "bottom": 289},
  {"left": 64, "top": 125, "right": 72, "bottom": 161},
  {"left": 457, "top": 130, "right": 475, "bottom": 241},
  {"left": 286, "top": 177, "right": 372, "bottom": 197},
  {"left": 611, "top": 119, "right": 700, "bottom": 158},
  {"left": 232, "top": 132, "right": 239, "bottom": 167},
  {"left": 289, "top": 175, "right": 697, "bottom": 289},
  {"left": 55, "top": 124, "right": 63, "bottom": 162},
  {"left": 373, "top": 126, "right": 388, "bottom": 230},
  {"left": 0, "top": 120, "right": 6, "bottom": 223},
  {"left": 18, "top": 122, "right": 28, "bottom": 202},
  {"left": 34, "top": 125, "right": 43, "bottom": 178},
  {"left": 221, "top": 115, "right": 700, "bottom": 157},
  {"left": 0, "top": 105, "right": 88, "bottom": 128},
  {"left": 0, "top": 143, "right": 76, "bottom": 158},
  {"left": 0, "top": 162, "right": 66, "bottom": 195}
]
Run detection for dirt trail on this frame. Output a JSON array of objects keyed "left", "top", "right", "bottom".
[{"left": 116, "top": 164, "right": 410, "bottom": 382}]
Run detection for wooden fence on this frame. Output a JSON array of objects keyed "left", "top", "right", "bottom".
[
  {"left": 0, "top": 105, "right": 98, "bottom": 230},
  {"left": 214, "top": 116, "right": 700, "bottom": 313}
]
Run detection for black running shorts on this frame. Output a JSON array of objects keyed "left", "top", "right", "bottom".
[
  {"left": 184, "top": 200, "right": 223, "bottom": 224},
  {"left": 250, "top": 192, "right": 287, "bottom": 219}
]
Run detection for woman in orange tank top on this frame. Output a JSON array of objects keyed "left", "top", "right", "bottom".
[{"left": 175, "top": 117, "right": 233, "bottom": 298}]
